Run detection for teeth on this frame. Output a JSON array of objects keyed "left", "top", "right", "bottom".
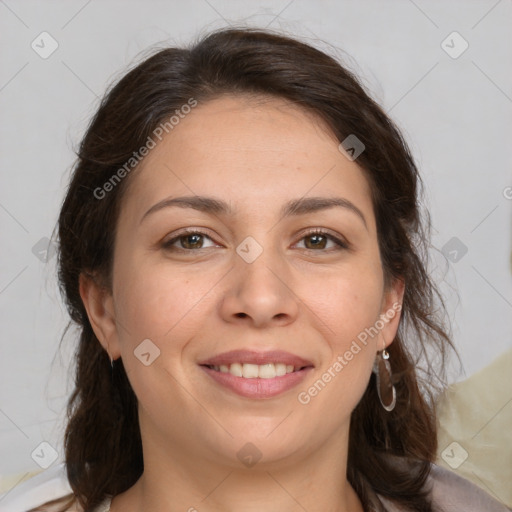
[
  {"left": 242, "top": 363, "right": 260, "bottom": 378},
  {"left": 230, "top": 363, "right": 243, "bottom": 377},
  {"left": 276, "top": 363, "right": 287, "bottom": 376},
  {"left": 210, "top": 363, "right": 299, "bottom": 378},
  {"left": 259, "top": 363, "right": 276, "bottom": 379}
]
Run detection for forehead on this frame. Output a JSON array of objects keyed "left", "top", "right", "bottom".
[{"left": 120, "top": 95, "right": 374, "bottom": 223}]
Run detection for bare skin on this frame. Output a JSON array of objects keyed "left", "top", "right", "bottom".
[{"left": 80, "top": 95, "right": 404, "bottom": 512}]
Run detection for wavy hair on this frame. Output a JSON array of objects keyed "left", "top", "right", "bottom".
[{"left": 35, "top": 27, "right": 453, "bottom": 512}]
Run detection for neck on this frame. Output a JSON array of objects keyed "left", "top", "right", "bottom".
[{"left": 111, "top": 424, "right": 363, "bottom": 512}]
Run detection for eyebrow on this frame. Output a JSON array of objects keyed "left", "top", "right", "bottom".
[{"left": 140, "top": 195, "right": 367, "bottom": 229}]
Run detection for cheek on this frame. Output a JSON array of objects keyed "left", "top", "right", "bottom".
[
  {"left": 306, "top": 262, "right": 384, "bottom": 351},
  {"left": 111, "top": 261, "right": 214, "bottom": 412},
  {"left": 113, "top": 258, "right": 215, "bottom": 347},
  {"left": 296, "top": 270, "right": 383, "bottom": 420}
]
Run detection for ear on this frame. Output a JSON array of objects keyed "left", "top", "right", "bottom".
[
  {"left": 378, "top": 277, "right": 405, "bottom": 350},
  {"left": 79, "top": 271, "right": 121, "bottom": 359}
]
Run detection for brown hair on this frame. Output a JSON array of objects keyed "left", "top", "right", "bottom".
[{"left": 41, "top": 27, "right": 453, "bottom": 511}]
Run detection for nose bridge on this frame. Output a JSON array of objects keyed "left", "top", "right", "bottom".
[
  {"left": 221, "top": 233, "right": 299, "bottom": 326},
  {"left": 236, "top": 233, "right": 283, "bottom": 291}
]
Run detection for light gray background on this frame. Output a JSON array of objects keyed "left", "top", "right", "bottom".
[{"left": 1, "top": 0, "right": 511, "bottom": 486}]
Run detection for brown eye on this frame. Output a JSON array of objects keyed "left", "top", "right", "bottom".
[
  {"left": 163, "top": 230, "right": 217, "bottom": 251},
  {"left": 296, "top": 230, "right": 348, "bottom": 251},
  {"left": 180, "top": 233, "right": 205, "bottom": 249},
  {"left": 304, "top": 233, "right": 328, "bottom": 249}
]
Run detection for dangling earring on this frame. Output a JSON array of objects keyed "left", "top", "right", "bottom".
[
  {"left": 106, "top": 342, "right": 114, "bottom": 369},
  {"left": 108, "top": 353, "right": 115, "bottom": 384},
  {"left": 373, "top": 348, "right": 396, "bottom": 412},
  {"left": 106, "top": 347, "right": 113, "bottom": 368}
]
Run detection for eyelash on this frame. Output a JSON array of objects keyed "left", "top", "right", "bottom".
[
  {"left": 297, "top": 229, "right": 349, "bottom": 251},
  {"left": 162, "top": 228, "right": 349, "bottom": 253}
]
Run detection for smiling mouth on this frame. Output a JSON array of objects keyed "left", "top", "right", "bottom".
[{"left": 202, "top": 362, "right": 310, "bottom": 379}]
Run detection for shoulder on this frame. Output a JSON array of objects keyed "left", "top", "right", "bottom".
[
  {"left": 26, "top": 496, "right": 111, "bottom": 512},
  {"left": 27, "top": 497, "right": 83, "bottom": 512},
  {"left": 426, "top": 463, "right": 510, "bottom": 511},
  {"left": 0, "top": 463, "right": 85, "bottom": 512},
  {"left": 373, "top": 458, "right": 511, "bottom": 512}
]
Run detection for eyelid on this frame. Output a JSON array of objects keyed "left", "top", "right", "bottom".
[
  {"left": 162, "top": 227, "right": 221, "bottom": 249},
  {"left": 294, "top": 227, "right": 350, "bottom": 250},
  {"left": 162, "top": 227, "right": 349, "bottom": 252}
]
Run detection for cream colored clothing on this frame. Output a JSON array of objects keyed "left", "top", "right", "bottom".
[{"left": 436, "top": 348, "right": 512, "bottom": 507}]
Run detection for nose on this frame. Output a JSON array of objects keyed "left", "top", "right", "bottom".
[{"left": 219, "top": 246, "right": 300, "bottom": 328}]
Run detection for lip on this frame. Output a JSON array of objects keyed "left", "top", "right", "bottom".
[
  {"left": 198, "top": 350, "right": 314, "bottom": 368},
  {"left": 200, "top": 365, "right": 313, "bottom": 399},
  {"left": 198, "top": 350, "right": 314, "bottom": 399}
]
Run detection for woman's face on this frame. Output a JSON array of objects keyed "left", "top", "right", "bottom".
[{"left": 84, "top": 95, "right": 403, "bottom": 469}]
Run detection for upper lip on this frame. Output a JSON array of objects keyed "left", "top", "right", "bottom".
[{"left": 198, "top": 350, "right": 314, "bottom": 368}]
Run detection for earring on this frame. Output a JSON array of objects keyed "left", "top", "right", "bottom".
[
  {"left": 106, "top": 342, "right": 114, "bottom": 368},
  {"left": 373, "top": 349, "right": 396, "bottom": 412}
]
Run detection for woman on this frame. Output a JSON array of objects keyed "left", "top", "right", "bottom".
[{"left": 30, "top": 28, "right": 508, "bottom": 511}]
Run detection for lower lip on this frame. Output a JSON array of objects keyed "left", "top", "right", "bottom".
[{"left": 200, "top": 365, "right": 313, "bottom": 399}]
